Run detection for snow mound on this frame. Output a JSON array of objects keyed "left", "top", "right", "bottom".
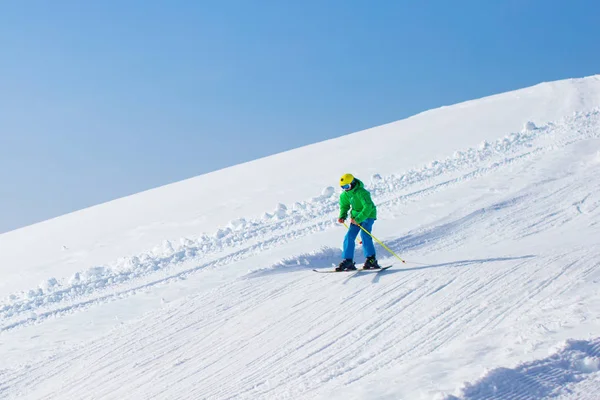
[
  {"left": 445, "top": 337, "right": 600, "bottom": 399},
  {"left": 248, "top": 247, "right": 341, "bottom": 276},
  {"left": 524, "top": 121, "right": 538, "bottom": 131}
]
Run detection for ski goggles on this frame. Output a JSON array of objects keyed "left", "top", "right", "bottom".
[{"left": 341, "top": 183, "right": 352, "bottom": 191}]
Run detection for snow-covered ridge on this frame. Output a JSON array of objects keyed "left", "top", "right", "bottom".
[{"left": 2, "top": 109, "right": 599, "bottom": 331}]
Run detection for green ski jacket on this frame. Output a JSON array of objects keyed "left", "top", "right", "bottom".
[{"left": 338, "top": 179, "right": 377, "bottom": 224}]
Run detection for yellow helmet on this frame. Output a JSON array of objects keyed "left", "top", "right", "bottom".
[{"left": 340, "top": 173, "right": 354, "bottom": 187}]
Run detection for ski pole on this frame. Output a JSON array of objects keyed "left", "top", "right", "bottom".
[{"left": 345, "top": 221, "right": 406, "bottom": 264}]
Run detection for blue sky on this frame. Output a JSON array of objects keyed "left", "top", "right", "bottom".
[{"left": 1, "top": 0, "right": 599, "bottom": 233}]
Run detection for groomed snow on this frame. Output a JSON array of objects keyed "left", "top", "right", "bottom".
[{"left": 2, "top": 75, "right": 600, "bottom": 399}]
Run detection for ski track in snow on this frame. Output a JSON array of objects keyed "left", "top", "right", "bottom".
[
  {"left": 1, "top": 110, "right": 599, "bottom": 333},
  {"left": 3, "top": 225, "right": 600, "bottom": 399}
]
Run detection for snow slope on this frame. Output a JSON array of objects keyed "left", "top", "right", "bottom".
[{"left": 2, "top": 75, "right": 600, "bottom": 399}]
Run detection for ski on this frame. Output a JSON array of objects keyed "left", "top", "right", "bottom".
[{"left": 312, "top": 265, "right": 393, "bottom": 273}]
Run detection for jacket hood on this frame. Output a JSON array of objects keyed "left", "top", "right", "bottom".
[{"left": 349, "top": 178, "right": 364, "bottom": 192}]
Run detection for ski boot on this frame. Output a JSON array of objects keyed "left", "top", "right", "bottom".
[
  {"left": 335, "top": 259, "right": 357, "bottom": 271},
  {"left": 363, "top": 256, "right": 381, "bottom": 270}
]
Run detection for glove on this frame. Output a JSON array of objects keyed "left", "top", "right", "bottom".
[
  {"left": 350, "top": 218, "right": 359, "bottom": 225},
  {"left": 337, "top": 218, "right": 345, "bottom": 224}
]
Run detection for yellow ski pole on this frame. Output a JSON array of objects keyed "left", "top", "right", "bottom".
[{"left": 343, "top": 221, "right": 406, "bottom": 264}]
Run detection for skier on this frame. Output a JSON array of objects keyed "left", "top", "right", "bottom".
[{"left": 336, "top": 173, "right": 381, "bottom": 271}]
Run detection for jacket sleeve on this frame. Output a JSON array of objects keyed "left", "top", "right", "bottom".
[
  {"left": 353, "top": 189, "right": 375, "bottom": 224},
  {"left": 338, "top": 193, "right": 350, "bottom": 220}
]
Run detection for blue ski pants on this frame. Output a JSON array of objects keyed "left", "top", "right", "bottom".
[{"left": 343, "top": 218, "right": 376, "bottom": 260}]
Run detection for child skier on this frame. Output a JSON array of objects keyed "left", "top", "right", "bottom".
[{"left": 336, "top": 173, "right": 381, "bottom": 271}]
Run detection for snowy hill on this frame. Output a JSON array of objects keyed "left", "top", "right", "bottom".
[{"left": 2, "top": 75, "right": 600, "bottom": 399}]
